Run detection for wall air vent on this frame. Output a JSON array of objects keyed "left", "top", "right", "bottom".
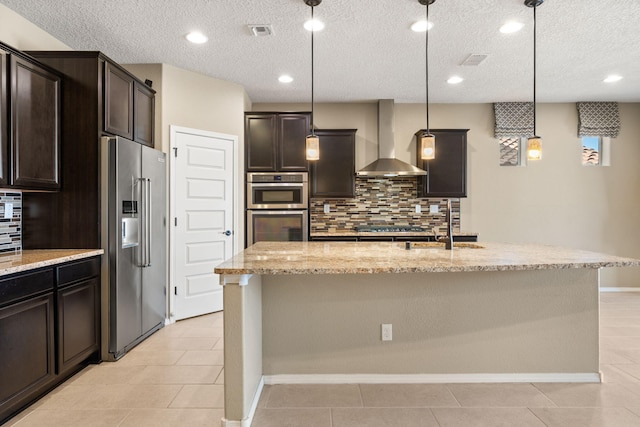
[
  {"left": 248, "top": 24, "right": 274, "bottom": 36},
  {"left": 461, "top": 54, "right": 489, "bottom": 66}
]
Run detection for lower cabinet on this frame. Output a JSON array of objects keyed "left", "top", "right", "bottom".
[{"left": 0, "top": 256, "right": 100, "bottom": 423}]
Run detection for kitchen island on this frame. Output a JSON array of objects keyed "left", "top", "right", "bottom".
[{"left": 214, "top": 241, "right": 640, "bottom": 427}]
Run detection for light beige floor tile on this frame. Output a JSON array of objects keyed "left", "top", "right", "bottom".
[
  {"left": 359, "top": 384, "right": 458, "bottom": 408},
  {"left": 213, "top": 338, "right": 224, "bottom": 350},
  {"left": 11, "top": 409, "right": 131, "bottom": 427},
  {"left": 431, "top": 408, "right": 545, "bottom": 427},
  {"left": 600, "top": 336, "right": 640, "bottom": 350},
  {"left": 119, "top": 408, "right": 224, "bottom": 427},
  {"left": 600, "top": 317, "right": 640, "bottom": 327},
  {"left": 600, "top": 309, "right": 640, "bottom": 318},
  {"left": 251, "top": 408, "right": 331, "bottom": 427},
  {"left": 530, "top": 407, "right": 640, "bottom": 427},
  {"left": 600, "top": 348, "right": 635, "bottom": 364},
  {"left": 180, "top": 327, "right": 224, "bottom": 338},
  {"left": 66, "top": 364, "right": 144, "bottom": 385},
  {"left": 600, "top": 326, "right": 640, "bottom": 337},
  {"left": 216, "top": 368, "right": 224, "bottom": 385},
  {"left": 446, "top": 383, "right": 555, "bottom": 408},
  {"left": 534, "top": 382, "right": 640, "bottom": 407},
  {"left": 115, "top": 350, "right": 185, "bottom": 366},
  {"left": 332, "top": 407, "right": 439, "bottom": 427},
  {"left": 610, "top": 364, "right": 640, "bottom": 381},
  {"left": 169, "top": 384, "right": 224, "bottom": 408},
  {"left": 600, "top": 364, "right": 640, "bottom": 383},
  {"left": 131, "top": 365, "right": 223, "bottom": 384},
  {"left": 176, "top": 349, "right": 224, "bottom": 366},
  {"left": 617, "top": 349, "right": 640, "bottom": 364},
  {"left": 257, "top": 384, "right": 272, "bottom": 409},
  {"left": 266, "top": 384, "right": 363, "bottom": 408},
  {"left": 38, "top": 384, "right": 183, "bottom": 409},
  {"left": 134, "top": 336, "right": 220, "bottom": 351}
]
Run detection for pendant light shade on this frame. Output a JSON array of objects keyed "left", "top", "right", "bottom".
[
  {"left": 305, "top": 0, "right": 322, "bottom": 161},
  {"left": 419, "top": 0, "right": 436, "bottom": 160},
  {"left": 525, "top": 0, "right": 543, "bottom": 161}
]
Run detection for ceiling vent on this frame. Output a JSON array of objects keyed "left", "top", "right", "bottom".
[
  {"left": 461, "top": 54, "right": 488, "bottom": 66},
  {"left": 248, "top": 24, "right": 274, "bottom": 36}
]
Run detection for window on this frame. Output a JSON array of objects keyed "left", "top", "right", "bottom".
[
  {"left": 499, "top": 137, "right": 526, "bottom": 166},
  {"left": 581, "top": 136, "right": 610, "bottom": 166}
]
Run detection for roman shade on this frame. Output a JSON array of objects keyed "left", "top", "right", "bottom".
[
  {"left": 493, "top": 102, "right": 534, "bottom": 138},
  {"left": 577, "top": 102, "right": 620, "bottom": 138}
]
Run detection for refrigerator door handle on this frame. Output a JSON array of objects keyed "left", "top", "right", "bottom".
[
  {"left": 138, "top": 177, "right": 148, "bottom": 268},
  {"left": 146, "top": 178, "right": 152, "bottom": 267}
]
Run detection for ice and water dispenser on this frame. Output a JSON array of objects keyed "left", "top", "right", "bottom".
[{"left": 121, "top": 200, "right": 139, "bottom": 248}]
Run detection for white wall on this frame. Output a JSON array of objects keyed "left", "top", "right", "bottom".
[{"left": 255, "top": 102, "right": 640, "bottom": 287}]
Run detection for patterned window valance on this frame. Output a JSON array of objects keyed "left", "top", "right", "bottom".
[
  {"left": 493, "top": 102, "right": 534, "bottom": 138},
  {"left": 577, "top": 102, "right": 620, "bottom": 138}
]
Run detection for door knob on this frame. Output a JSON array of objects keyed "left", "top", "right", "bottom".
[{"left": 222, "top": 230, "right": 233, "bottom": 236}]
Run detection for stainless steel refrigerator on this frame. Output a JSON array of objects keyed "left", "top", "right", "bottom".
[{"left": 100, "top": 136, "right": 167, "bottom": 361}]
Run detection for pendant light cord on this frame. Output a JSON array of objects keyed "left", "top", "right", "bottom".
[
  {"left": 310, "top": 5, "right": 315, "bottom": 136},
  {"left": 425, "top": 1, "right": 430, "bottom": 134},
  {"left": 532, "top": 4, "right": 537, "bottom": 136}
]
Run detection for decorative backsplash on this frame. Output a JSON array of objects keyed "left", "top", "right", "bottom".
[
  {"left": 310, "top": 177, "right": 460, "bottom": 234},
  {"left": 0, "top": 192, "right": 22, "bottom": 253}
]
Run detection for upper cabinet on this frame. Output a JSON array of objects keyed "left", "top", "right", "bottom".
[
  {"left": 104, "top": 62, "right": 133, "bottom": 140},
  {"left": 245, "top": 112, "right": 310, "bottom": 171},
  {"left": 416, "top": 129, "right": 468, "bottom": 198},
  {"left": 0, "top": 43, "right": 61, "bottom": 191},
  {"left": 310, "top": 129, "right": 357, "bottom": 198}
]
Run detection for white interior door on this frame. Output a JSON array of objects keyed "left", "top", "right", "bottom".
[{"left": 170, "top": 126, "right": 237, "bottom": 320}]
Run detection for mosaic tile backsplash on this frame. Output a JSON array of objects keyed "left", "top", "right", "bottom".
[
  {"left": 0, "top": 192, "right": 22, "bottom": 253},
  {"left": 310, "top": 177, "right": 460, "bottom": 234}
]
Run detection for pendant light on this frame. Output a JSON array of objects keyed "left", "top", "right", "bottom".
[
  {"left": 305, "top": 0, "right": 321, "bottom": 161},
  {"left": 525, "top": 0, "right": 543, "bottom": 161},
  {"left": 419, "top": 0, "right": 435, "bottom": 160}
]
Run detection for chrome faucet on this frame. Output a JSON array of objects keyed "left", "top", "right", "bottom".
[{"left": 436, "top": 199, "right": 453, "bottom": 250}]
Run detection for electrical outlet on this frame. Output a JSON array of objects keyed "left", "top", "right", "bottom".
[
  {"left": 429, "top": 204, "right": 439, "bottom": 214},
  {"left": 324, "top": 203, "right": 330, "bottom": 214},
  {"left": 381, "top": 323, "right": 392, "bottom": 341},
  {"left": 415, "top": 204, "right": 421, "bottom": 214}
]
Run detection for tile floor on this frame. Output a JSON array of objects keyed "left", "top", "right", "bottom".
[{"left": 7, "top": 292, "right": 640, "bottom": 426}]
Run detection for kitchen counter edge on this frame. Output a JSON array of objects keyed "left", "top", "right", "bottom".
[{"left": 0, "top": 249, "right": 104, "bottom": 277}]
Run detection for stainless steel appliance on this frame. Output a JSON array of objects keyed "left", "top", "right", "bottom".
[
  {"left": 100, "top": 136, "right": 167, "bottom": 361},
  {"left": 246, "top": 172, "right": 308, "bottom": 246}
]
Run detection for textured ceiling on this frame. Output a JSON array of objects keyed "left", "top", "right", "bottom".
[{"left": 1, "top": 0, "right": 639, "bottom": 103}]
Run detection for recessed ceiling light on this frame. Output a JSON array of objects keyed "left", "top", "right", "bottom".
[
  {"left": 185, "top": 31, "right": 208, "bottom": 44},
  {"left": 603, "top": 75, "right": 623, "bottom": 83},
  {"left": 447, "top": 76, "right": 464, "bottom": 84},
  {"left": 500, "top": 21, "right": 524, "bottom": 34},
  {"left": 278, "top": 75, "right": 294, "bottom": 83},
  {"left": 411, "top": 20, "right": 433, "bottom": 32},
  {"left": 304, "top": 19, "right": 325, "bottom": 31}
]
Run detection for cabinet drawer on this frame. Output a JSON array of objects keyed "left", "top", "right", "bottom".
[
  {"left": 0, "top": 269, "right": 54, "bottom": 306},
  {"left": 56, "top": 257, "right": 100, "bottom": 288}
]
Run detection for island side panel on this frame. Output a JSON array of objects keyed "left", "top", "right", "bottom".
[
  {"left": 262, "top": 269, "right": 599, "bottom": 378},
  {"left": 223, "top": 274, "right": 262, "bottom": 425}
]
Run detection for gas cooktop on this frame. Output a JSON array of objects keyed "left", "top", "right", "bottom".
[{"left": 355, "top": 226, "right": 426, "bottom": 233}]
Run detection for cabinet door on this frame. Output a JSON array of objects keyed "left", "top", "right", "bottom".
[
  {"left": 278, "top": 113, "right": 309, "bottom": 171},
  {"left": 57, "top": 277, "right": 100, "bottom": 373},
  {"left": 104, "top": 61, "right": 134, "bottom": 139},
  {"left": 0, "top": 293, "right": 55, "bottom": 419},
  {"left": 310, "top": 129, "right": 356, "bottom": 198},
  {"left": 0, "top": 52, "right": 7, "bottom": 187},
  {"left": 133, "top": 81, "right": 155, "bottom": 147},
  {"left": 10, "top": 56, "right": 61, "bottom": 190},
  {"left": 245, "top": 113, "right": 277, "bottom": 171},
  {"left": 418, "top": 129, "right": 468, "bottom": 198}
]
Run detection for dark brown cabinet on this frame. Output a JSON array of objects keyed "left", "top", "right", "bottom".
[
  {"left": 310, "top": 129, "right": 357, "bottom": 198},
  {"left": 22, "top": 51, "right": 155, "bottom": 249},
  {"left": 0, "top": 256, "right": 101, "bottom": 423},
  {"left": 245, "top": 112, "right": 310, "bottom": 171},
  {"left": 0, "top": 43, "right": 61, "bottom": 191},
  {"left": 416, "top": 129, "right": 468, "bottom": 198}
]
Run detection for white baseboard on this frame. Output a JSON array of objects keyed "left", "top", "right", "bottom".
[
  {"left": 220, "top": 377, "right": 264, "bottom": 427},
  {"left": 263, "top": 372, "right": 601, "bottom": 385},
  {"left": 600, "top": 287, "right": 640, "bottom": 293}
]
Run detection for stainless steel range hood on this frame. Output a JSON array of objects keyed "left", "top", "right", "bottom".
[{"left": 357, "top": 99, "right": 427, "bottom": 177}]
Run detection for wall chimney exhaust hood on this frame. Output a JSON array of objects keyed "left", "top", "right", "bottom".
[{"left": 357, "top": 99, "right": 427, "bottom": 177}]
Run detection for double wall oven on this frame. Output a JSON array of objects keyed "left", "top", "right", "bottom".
[{"left": 246, "top": 172, "right": 308, "bottom": 246}]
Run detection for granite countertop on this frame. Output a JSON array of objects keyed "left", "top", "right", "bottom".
[
  {"left": 310, "top": 231, "right": 479, "bottom": 237},
  {"left": 214, "top": 241, "right": 640, "bottom": 275},
  {"left": 0, "top": 249, "right": 104, "bottom": 276}
]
